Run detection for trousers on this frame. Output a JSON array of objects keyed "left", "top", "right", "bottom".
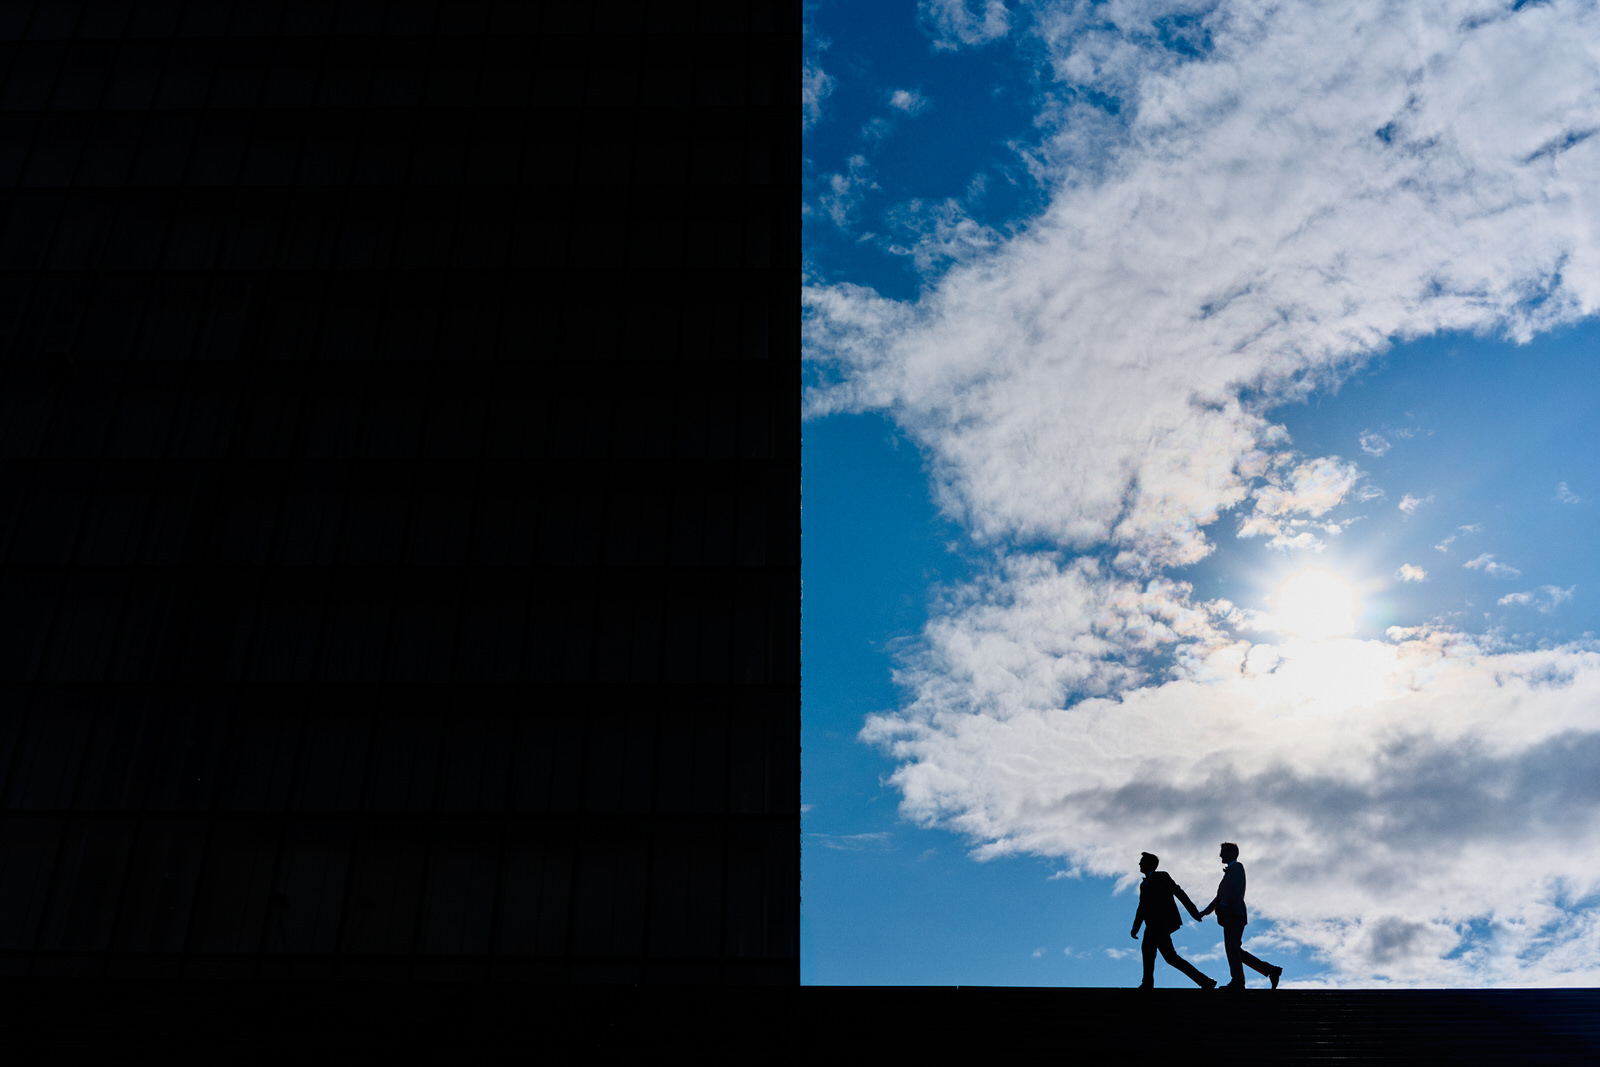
[
  {"left": 1222, "top": 922, "right": 1273, "bottom": 985},
  {"left": 1141, "top": 928, "right": 1210, "bottom": 987}
]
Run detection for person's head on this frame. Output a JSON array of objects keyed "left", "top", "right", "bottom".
[
  {"left": 1220, "top": 842, "right": 1240, "bottom": 864},
  {"left": 1139, "top": 852, "right": 1159, "bottom": 873}
]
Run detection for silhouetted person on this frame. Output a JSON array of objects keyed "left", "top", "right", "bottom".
[
  {"left": 1198, "top": 841, "right": 1283, "bottom": 990},
  {"left": 1130, "top": 852, "right": 1216, "bottom": 989}
]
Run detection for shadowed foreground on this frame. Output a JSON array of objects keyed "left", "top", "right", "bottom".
[
  {"left": 2, "top": 981, "right": 1599, "bottom": 1062},
  {"left": 805, "top": 987, "right": 1600, "bottom": 1062}
]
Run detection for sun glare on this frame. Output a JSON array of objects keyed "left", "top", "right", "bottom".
[{"left": 1274, "top": 568, "right": 1357, "bottom": 640}]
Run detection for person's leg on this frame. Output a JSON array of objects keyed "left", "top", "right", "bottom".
[
  {"left": 1239, "top": 947, "right": 1273, "bottom": 975},
  {"left": 1238, "top": 944, "right": 1284, "bottom": 987},
  {"left": 1156, "top": 933, "right": 1215, "bottom": 988},
  {"left": 1222, "top": 923, "right": 1245, "bottom": 986},
  {"left": 1140, "top": 932, "right": 1158, "bottom": 987}
]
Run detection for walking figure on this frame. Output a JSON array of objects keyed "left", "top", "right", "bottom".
[
  {"left": 1130, "top": 852, "right": 1216, "bottom": 989},
  {"left": 1197, "top": 841, "right": 1284, "bottom": 990}
]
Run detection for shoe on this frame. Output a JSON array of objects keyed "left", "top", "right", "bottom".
[
  {"left": 1199, "top": 977, "right": 1217, "bottom": 990},
  {"left": 1269, "top": 966, "right": 1283, "bottom": 990},
  {"left": 1221, "top": 981, "right": 1245, "bottom": 991}
]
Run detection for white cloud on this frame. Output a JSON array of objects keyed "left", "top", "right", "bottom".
[
  {"left": 1360, "top": 431, "right": 1392, "bottom": 456},
  {"left": 885, "top": 197, "right": 1003, "bottom": 273},
  {"left": 1266, "top": 530, "right": 1325, "bottom": 553},
  {"left": 1396, "top": 564, "right": 1427, "bottom": 582},
  {"left": 1253, "top": 457, "right": 1364, "bottom": 519},
  {"left": 1558, "top": 481, "right": 1582, "bottom": 504},
  {"left": 920, "top": 0, "right": 1011, "bottom": 51},
  {"left": 1236, "top": 513, "right": 1279, "bottom": 539},
  {"left": 1499, "top": 586, "right": 1576, "bottom": 613},
  {"left": 1399, "top": 494, "right": 1434, "bottom": 515},
  {"left": 1242, "top": 518, "right": 1349, "bottom": 546},
  {"left": 889, "top": 88, "right": 931, "bottom": 115},
  {"left": 1226, "top": 453, "right": 1366, "bottom": 553},
  {"left": 860, "top": 115, "right": 895, "bottom": 144},
  {"left": 806, "top": 831, "right": 896, "bottom": 852},
  {"left": 865, "top": 588, "right": 1600, "bottom": 984},
  {"left": 809, "top": 0, "right": 1600, "bottom": 986},
  {"left": 1438, "top": 524, "right": 1484, "bottom": 552},
  {"left": 803, "top": 62, "right": 836, "bottom": 131},
  {"left": 818, "top": 155, "right": 878, "bottom": 229},
  {"left": 1238, "top": 467, "right": 1366, "bottom": 552},
  {"left": 1464, "top": 553, "right": 1522, "bottom": 579},
  {"left": 809, "top": 0, "right": 1600, "bottom": 565}
]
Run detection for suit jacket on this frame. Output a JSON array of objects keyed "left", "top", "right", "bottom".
[
  {"left": 1135, "top": 871, "right": 1199, "bottom": 936},
  {"left": 1208, "top": 861, "right": 1248, "bottom": 927}
]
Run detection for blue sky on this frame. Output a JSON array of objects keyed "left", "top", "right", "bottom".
[{"left": 802, "top": 0, "right": 1600, "bottom": 987}]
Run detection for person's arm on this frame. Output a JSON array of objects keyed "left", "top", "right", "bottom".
[
  {"left": 1198, "top": 875, "right": 1219, "bottom": 918},
  {"left": 1131, "top": 887, "right": 1144, "bottom": 938},
  {"left": 1174, "top": 882, "right": 1202, "bottom": 921}
]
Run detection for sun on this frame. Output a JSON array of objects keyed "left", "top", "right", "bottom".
[
  {"left": 1273, "top": 567, "right": 1358, "bottom": 640},
  {"left": 1253, "top": 568, "right": 1398, "bottom": 714}
]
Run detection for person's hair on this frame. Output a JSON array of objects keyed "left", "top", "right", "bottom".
[
  {"left": 1220, "top": 842, "right": 1240, "bottom": 861},
  {"left": 1141, "top": 852, "right": 1159, "bottom": 868}
]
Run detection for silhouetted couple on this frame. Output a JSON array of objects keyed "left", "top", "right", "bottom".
[{"left": 1130, "top": 843, "right": 1283, "bottom": 990}]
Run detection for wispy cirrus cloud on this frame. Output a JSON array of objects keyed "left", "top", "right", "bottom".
[
  {"left": 1465, "top": 553, "right": 1521, "bottom": 579},
  {"left": 1436, "top": 524, "right": 1485, "bottom": 553},
  {"left": 884, "top": 196, "right": 1003, "bottom": 273},
  {"left": 802, "top": 10, "right": 835, "bottom": 133},
  {"left": 920, "top": 0, "right": 1011, "bottom": 51},
  {"left": 807, "top": 831, "right": 896, "bottom": 852},
  {"left": 1500, "top": 586, "right": 1576, "bottom": 613},
  {"left": 1399, "top": 494, "right": 1434, "bottom": 515},
  {"left": 818, "top": 155, "right": 878, "bottom": 229},
  {"left": 863, "top": 90, "right": 936, "bottom": 144},
  {"left": 804, "top": 61, "right": 836, "bottom": 131}
]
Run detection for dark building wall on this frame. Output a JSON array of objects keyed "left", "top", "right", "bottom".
[{"left": 0, "top": 0, "right": 798, "bottom": 984}]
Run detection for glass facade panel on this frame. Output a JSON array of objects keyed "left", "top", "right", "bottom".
[{"left": 0, "top": 0, "right": 796, "bottom": 987}]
